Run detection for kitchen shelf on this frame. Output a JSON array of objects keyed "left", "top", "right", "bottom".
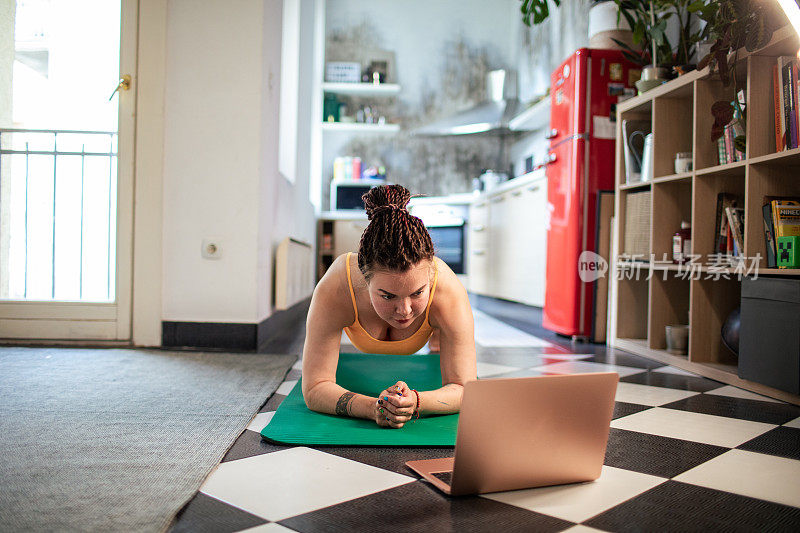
[
  {"left": 321, "top": 82, "right": 401, "bottom": 96},
  {"left": 611, "top": 24, "right": 800, "bottom": 406},
  {"left": 321, "top": 122, "right": 400, "bottom": 133},
  {"left": 508, "top": 97, "right": 551, "bottom": 132}
]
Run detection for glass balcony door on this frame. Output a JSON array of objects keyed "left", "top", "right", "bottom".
[{"left": 0, "top": 0, "right": 136, "bottom": 341}]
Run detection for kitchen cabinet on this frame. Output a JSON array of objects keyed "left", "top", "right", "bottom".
[
  {"left": 468, "top": 200, "right": 490, "bottom": 295},
  {"left": 467, "top": 173, "right": 548, "bottom": 307},
  {"left": 316, "top": 214, "right": 369, "bottom": 280}
]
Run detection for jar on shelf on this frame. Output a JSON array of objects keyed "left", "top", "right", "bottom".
[{"left": 674, "top": 152, "right": 692, "bottom": 173}]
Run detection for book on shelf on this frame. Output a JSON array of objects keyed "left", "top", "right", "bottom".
[
  {"left": 714, "top": 193, "right": 742, "bottom": 256},
  {"left": 762, "top": 196, "right": 800, "bottom": 268},
  {"left": 773, "top": 56, "right": 800, "bottom": 151},
  {"left": 717, "top": 117, "right": 745, "bottom": 165},
  {"left": 725, "top": 206, "right": 745, "bottom": 257},
  {"left": 774, "top": 63, "right": 783, "bottom": 151},
  {"left": 773, "top": 199, "right": 800, "bottom": 238},
  {"left": 763, "top": 202, "right": 777, "bottom": 267}
]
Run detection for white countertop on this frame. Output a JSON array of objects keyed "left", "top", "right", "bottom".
[
  {"left": 318, "top": 171, "right": 546, "bottom": 220},
  {"left": 473, "top": 169, "right": 546, "bottom": 200}
]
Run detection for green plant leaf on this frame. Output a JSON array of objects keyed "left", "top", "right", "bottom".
[
  {"left": 687, "top": 1, "right": 705, "bottom": 13},
  {"left": 623, "top": 50, "right": 647, "bottom": 66}
]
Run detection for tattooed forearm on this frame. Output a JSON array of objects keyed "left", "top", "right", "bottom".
[{"left": 335, "top": 392, "right": 356, "bottom": 416}]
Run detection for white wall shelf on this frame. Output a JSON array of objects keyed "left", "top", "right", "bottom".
[
  {"left": 321, "top": 122, "right": 400, "bottom": 133},
  {"left": 321, "top": 82, "right": 401, "bottom": 97},
  {"left": 509, "top": 96, "right": 551, "bottom": 132}
]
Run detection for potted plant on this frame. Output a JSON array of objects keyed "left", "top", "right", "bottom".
[{"left": 612, "top": 0, "right": 708, "bottom": 73}]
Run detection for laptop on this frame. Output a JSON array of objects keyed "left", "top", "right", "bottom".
[{"left": 405, "top": 372, "right": 619, "bottom": 496}]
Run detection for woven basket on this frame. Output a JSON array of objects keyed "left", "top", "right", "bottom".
[{"left": 623, "top": 190, "right": 651, "bottom": 259}]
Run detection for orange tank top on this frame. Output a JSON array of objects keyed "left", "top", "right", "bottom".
[{"left": 342, "top": 252, "right": 438, "bottom": 355}]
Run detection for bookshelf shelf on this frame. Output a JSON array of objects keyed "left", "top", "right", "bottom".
[
  {"left": 651, "top": 263, "right": 682, "bottom": 271},
  {"left": 748, "top": 146, "right": 800, "bottom": 166},
  {"left": 619, "top": 182, "right": 652, "bottom": 191},
  {"left": 612, "top": 24, "right": 800, "bottom": 405},
  {"left": 652, "top": 172, "right": 692, "bottom": 184},
  {"left": 757, "top": 268, "right": 800, "bottom": 276},
  {"left": 694, "top": 160, "right": 747, "bottom": 177}
]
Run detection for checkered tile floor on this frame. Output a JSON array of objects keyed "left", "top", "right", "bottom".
[{"left": 169, "top": 304, "right": 800, "bottom": 532}]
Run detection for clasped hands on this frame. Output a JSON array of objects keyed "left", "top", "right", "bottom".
[{"left": 374, "top": 380, "right": 418, "bottom": 428}]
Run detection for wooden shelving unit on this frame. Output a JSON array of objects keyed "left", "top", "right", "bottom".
[{"left": 612, "top": 25, "right": 800, "bottom": 405}]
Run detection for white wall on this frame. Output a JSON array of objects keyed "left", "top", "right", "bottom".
[
  {"left": 160, "top": 0, "right": 315, "bottom": 326},
  {"left": 257, "top": 0, "right": 317, "bottom": 321},
  {"left": 0, "top": 0, "right": 13, "bottom": 127}
]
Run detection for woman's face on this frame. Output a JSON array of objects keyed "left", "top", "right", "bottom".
[{"left": 367, "top": 260, "right": 433, "bottom": 329}]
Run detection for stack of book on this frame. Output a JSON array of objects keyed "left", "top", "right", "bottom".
[
  {"left": 763, "top": 197, "right": 800, "bottom": 267},
  {"left": 715, "top": 193, "right": 744, "bottom": 258},
  {"left": 717, "top": 90, "right": 746, "bottom": 165},
  {"left": 773, "top": 55, "right": 800, "bottom": 152},
  {"left": 717, "top": 123, "right": 745, "bottom": 164}
]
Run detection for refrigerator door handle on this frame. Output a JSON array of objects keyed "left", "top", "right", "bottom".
[
  {"left": 532, "top": 152, "right": 557, "bottom": 171},
  {"left": 549, "top": 133, "right": 587, "bottom": 150}
]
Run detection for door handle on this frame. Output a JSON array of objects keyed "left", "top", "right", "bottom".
[
  {"left": 532, "top": 153, "right": 557, "bottom": 171},
  {"left": 109, "top": 75, "right": 132, "bottom": 101}
]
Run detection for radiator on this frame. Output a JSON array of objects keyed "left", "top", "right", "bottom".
[{"left": 274, "top": 237, "right": 314, "bottom": 310}]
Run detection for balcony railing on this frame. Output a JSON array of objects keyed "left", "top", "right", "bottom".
[{"left": 0, "top": 128, "right": 117, "bottom": 302}]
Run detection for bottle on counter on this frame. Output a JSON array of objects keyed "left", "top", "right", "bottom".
[
  {"left": 333, "top": 157, "right": 345, "bottom": 182},
  {"left": 343, "top": 156, "right": 353, "bottom": 180},
  {"left": 672, "top": 221, "right": 692, "bottom": 264}
]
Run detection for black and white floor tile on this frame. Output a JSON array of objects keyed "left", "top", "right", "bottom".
[{"left": 170, "top": 298, "right": 800, "bottom": 532}]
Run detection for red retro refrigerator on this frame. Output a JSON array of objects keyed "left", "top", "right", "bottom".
[{"left": 543, "top": 49, "right": 638, "bottom": 340}]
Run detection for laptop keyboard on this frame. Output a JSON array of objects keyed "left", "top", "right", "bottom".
[{"left": 432, "top": 471, "right": 453, "bottom": 485}]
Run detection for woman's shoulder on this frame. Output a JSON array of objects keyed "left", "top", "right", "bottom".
[
  {"left": 429, "top": 257, "right": 470, "bottom": 326},
  {"left": 310, "top": 253, "right": 357, "bottom": 326},
  {"left": 431, "top": 256, "right": 460, "bottom": 292}
]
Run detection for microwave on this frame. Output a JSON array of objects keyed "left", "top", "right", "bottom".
[{"left": 330, "top": 180, "right": 386, "bottom": 211}]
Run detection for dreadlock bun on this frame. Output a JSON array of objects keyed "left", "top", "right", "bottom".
[
  {"left": 362, "top": 184, "right": 411, "bottom": 220},
  {"left": 357, "top": 185, "right": 435, "bottom": 278}
]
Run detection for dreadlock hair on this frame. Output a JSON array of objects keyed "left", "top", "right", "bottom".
[{"left": 357, "top": 184, "right": 435, "bottom": 281}]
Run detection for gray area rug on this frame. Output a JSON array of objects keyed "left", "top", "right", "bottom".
[{"left": 0, "top": 347, "right": 296, "bottom": 532}]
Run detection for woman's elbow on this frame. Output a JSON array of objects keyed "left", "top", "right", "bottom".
[{"left": 301, "top": 379, "right": 330, "bottom": 412}]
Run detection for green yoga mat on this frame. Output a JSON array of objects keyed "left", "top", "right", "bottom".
[{"left": 261, "top": 353, "right": 459, "bottom": 446}]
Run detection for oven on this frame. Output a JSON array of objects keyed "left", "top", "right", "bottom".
[{"left": 409, "top": 203, "right": 468, "bottom": 275}]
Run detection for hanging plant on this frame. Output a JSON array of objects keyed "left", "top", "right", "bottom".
[
  {"left": 519, "top": 0, "right": 562, "bottom": 26},
  {"left": 690, "top": 0, "right": 779, "bottom": 145}
]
